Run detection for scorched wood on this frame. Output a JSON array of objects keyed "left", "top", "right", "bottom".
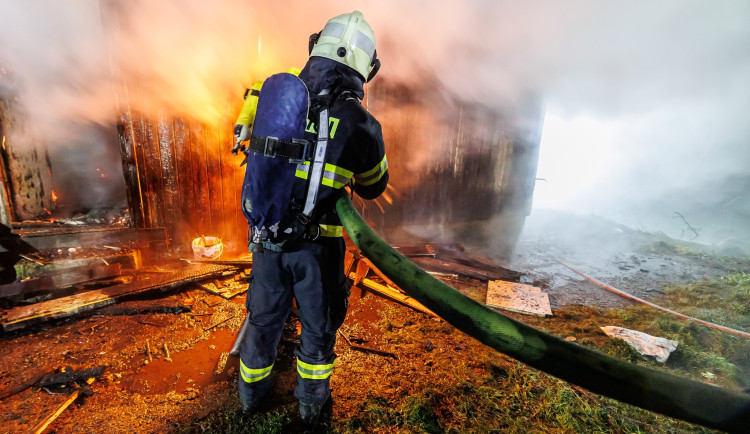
[
  {"left": 0, "top": 227, "right": 167, "bottom": 253},
  {"left": 0, "top": 263, "right": 122, "bottom": 298},
  {"left": 0, "top": 264, "right": 234, "bottom": 332}
]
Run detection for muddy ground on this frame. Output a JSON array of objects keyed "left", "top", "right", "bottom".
[{"left": 1, "top": 210, "right": 749, "bottom": 433}]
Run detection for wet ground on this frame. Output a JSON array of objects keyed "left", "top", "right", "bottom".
[
  {"left": 1, "top": 210, "right": 748, "bottom": 432},
  {"left": 506, "top": 209, "right": 750, "bottom": 309}
]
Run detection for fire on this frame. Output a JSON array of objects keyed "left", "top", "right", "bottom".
[{"left": 51, "top": 190, "right": 58, "bottom": 202}]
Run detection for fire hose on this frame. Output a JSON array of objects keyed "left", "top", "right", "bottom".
[{"left": 335, "top": 191, "right": 750, "bottom": 433}]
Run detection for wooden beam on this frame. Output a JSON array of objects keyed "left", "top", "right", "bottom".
[
  {"left": 410, "top": 256, "right": 520, "bottom": 282},
  {"left": 0, "top": 263, "right": 122, "bottom": 298},
  {"left": 0, "top": 264, "right": 234, "bottom": 332},
  {"left": 0, "top": 227, "right": 166, "bottom": 253},
  {"left": 0, "top": 150, "right": 13, "bottom": 226},
  {"left": 30, "top": 377, "right": 96, "bottom": 434},
  {"left": 349, "top": 272, "right": 436, "bottom": 317}
]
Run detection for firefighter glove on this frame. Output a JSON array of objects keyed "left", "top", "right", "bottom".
[{"left": 234, "top": 124, "right": 250, "bottom": 142}]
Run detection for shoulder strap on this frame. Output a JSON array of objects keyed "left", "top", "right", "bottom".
[{"left": 301, "top": 107, "right": 329, "bottom": 219}]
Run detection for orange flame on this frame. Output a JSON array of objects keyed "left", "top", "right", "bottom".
[{"left": 51, "top": 190, "right": 58, "bottom": 202}]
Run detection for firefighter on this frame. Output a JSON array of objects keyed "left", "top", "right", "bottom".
[{"left": 236, "top": 11, "right": 388, "bottom": 428}]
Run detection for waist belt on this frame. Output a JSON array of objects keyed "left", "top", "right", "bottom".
[{"left": 249, "top": 135, "right": 312, "bottom": 163}]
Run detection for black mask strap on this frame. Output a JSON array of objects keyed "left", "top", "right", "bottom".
[
  {"left": 366, "top": 51, "right": 380, "bottom": 82},
  {"left": 308, "top": 31, "right": 321, "bottom": 55}
]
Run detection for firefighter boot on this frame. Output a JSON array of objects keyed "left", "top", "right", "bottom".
[
  {"left": 299, "top": 399, "right": 325, "bottom": 428},
  {"left": 239, "top": 372, "right": 275, "bottom": 413}
]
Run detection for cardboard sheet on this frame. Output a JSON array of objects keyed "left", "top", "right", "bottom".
[{"left": 486, "top": 280, "right": 552, "bottom": 316}]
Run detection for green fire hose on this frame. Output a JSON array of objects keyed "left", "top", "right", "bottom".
[{"left": 336, "top": 192, "right": 750, "bottom": 433}]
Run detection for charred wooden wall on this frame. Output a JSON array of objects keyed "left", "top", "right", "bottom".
[
  {"left": 365, "top": 80, "right": 543, "bottom": 251},
  {"left": 116, "top": 98, "right": 246, "bottom": 255},
  {"left": 116, "top": 79, "right": 542, "bottom": 256},
  {"left": 0, "top": 96, "right": 54, "bottom": 222}
]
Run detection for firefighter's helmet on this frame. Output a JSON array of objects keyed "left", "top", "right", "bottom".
[{"left": 309, "top": 11, "right": 380, "bottom": 82}]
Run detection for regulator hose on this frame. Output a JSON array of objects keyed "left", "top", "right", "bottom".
[{"left": 336, "top": 192, "right": 750, "bottom": 433}]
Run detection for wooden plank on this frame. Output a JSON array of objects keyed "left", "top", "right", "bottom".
[
  {"left": 0, "top": 227, "right": 166, "bottom": 253},
  {"left": 131, "top": 111, "right": 156, "bottom": 228},
  {"left": 191, "top": 122, "right": 211, "bottom": 236},
  {"left": 156, "top": 115, "right": 179, "bottom": 248},
  {"left": 204, "top": 126, "right": 223, "bottom": 239},
  {"left": 30, "top": 377, "right": 96, "bottom": 434},
  {"left": 143, "top": 117, "right": 167, "bottom": 229},
  {"left": 0, "top": 264, "right": 234, "bottom": 332},
  {"left": 5, "top": 140, "right": 53, "bottom": 220},
  {"left": 410, "top": 256, "right": 520, "bottom": 282},
  {"left": 486, "top": 280, "right": 552, "bottom": 317},
  {"left": 0, "top": 94, "right": 54, "bottom": 221},
  {"left": 199, "top": 278, "right": 247, "bottom": 299},
  {"left": 102, "top": 0, "right": 144, "bottom": 228},
  {"left": 394, "top": 244, "right": 521, "bottom": 281},
  {"left": 173, "top": 118, "right": 196, "bottom": 249},
  {"left": 429, "top": 244, "right": 522, "bottom": 281},
  {"left": 0, "top": 135, "right": 13, "bottom": 226},
  {"left": 217, "top": 120, "right": 240, "bottom": 251},
  {"left": 115, "top": 98, "right": 145, "bottom": 228},
  {"left": 14, "top": 251, "right": 138, "bottom": 279},
  {"left": 181, "top": 258, "right": 252, "bottom": 266},
  {"left": 349, "top": 273, "right": 436, "bottom": 317},
  {"left": 0, "top": 263, "right": 122, "bottom": 298}
]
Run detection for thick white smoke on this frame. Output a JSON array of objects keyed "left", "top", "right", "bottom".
[{"left": 1, "top": 0, "right": 748, "bottom": 243}]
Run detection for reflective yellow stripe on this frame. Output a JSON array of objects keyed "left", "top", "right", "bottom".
[
  {"left": 322, "top": 163, "right": 353, "bottom": 189},
  {"left": 296, "top": 162, "right": 353, "bottom": 189},
  {"left": 326, "top": 163, "right": 353, "bottom": 179},
  {"left": 297, "top": 359, "right": 335, "bottom": 380},
  {"left": 240, "top": 360, "right": 273, "bottom": 384},
  {"left": 319, "top": 224, "right": 343, "bottom": 237},
  {"left": 297, "top": 359, "right": 335, "bottom": 371},
  {"left": 354, "top": 155, "right": 388, "bottom": 186}
]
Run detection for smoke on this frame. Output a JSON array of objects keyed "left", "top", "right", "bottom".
[{"left": 1, "top": 1, "right": 748, "bottom": 241}]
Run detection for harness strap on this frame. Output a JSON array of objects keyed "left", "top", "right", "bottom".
[
  {"left": 248, "top": 135, "right": 312, "bottom": 162},
  {"left": 302, "top": 108, "right": 329, "bottom": 218}
]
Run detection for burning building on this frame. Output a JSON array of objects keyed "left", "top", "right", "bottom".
[
  {"left": 0, "top": 78, "right": 542, "bottom": 275},
  {"left": 0, "top": 1, "right": 542, "bottom": 312}
]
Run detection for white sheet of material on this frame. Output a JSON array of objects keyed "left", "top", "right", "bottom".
[{"left": 600, "top": 326, "right": 679, "bottom": 363}]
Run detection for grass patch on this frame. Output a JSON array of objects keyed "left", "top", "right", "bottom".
[
  {"left": 198, "top": 271, "right": 748, "bottom": 433},
  {"left": 196, "top": 406, "right": 292, "bottom": 434},
  {"left": 523, "top": 272, "right": 750, "bottom": 389},
  {"left": 342, "top": 362, "right": 704, "bottom": 433}
]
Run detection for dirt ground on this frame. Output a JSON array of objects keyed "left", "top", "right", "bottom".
[{"left": 1, "top": 210, "right": 749, "bottom": 433}]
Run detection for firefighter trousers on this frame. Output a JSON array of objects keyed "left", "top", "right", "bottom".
[{"left": 239, "top": 237, "right": 350, "bottom": 408}]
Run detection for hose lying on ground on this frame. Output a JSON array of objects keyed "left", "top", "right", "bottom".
[
  {"left": 336, "top": 192, "right": 750, "bottom": 433},
  {"left": 558, "top": 260, "right": 750, "bottom": 339}
]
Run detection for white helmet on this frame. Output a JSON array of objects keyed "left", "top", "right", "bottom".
[{"left": 308, "top": 11, "right": 380, "bottom": 82}]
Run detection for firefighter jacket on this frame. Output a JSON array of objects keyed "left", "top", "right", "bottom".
[{"left": 290, "top": 57, "right": 389, "bottom": 239}]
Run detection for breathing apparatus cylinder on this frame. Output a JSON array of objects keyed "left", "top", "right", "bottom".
[
  {"left": 234, "top": 80, "right": 263, "bottom": 143},
  {"left": 234, "top": 68, "right": 302, "bottom": 145}
]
